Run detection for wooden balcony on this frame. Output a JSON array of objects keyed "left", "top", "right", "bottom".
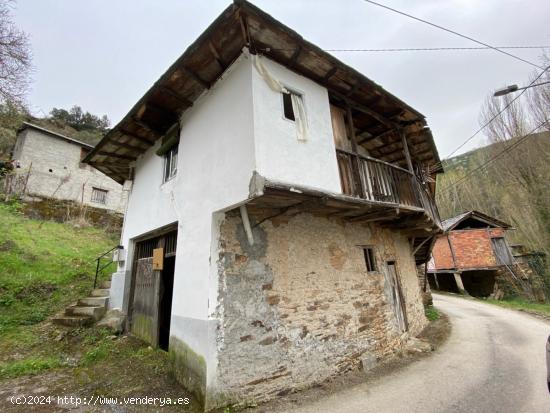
[{"left": 336, "top": 149, "right": 441, "bottom": 227}]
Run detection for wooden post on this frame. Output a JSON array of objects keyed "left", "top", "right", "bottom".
[
  {"left": 345, "top": 104, "right": 365, "bottom": 198},
  {"left": 398, "top": 127, "right": 414, "bottom": 173}
]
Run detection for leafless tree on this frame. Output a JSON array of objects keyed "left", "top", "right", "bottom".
[
  {"left": 0, "top": 0, "right": 31, "bottom": 104},
  {"left": 527, "top": 54, "right": 550, "bottom": 132}
]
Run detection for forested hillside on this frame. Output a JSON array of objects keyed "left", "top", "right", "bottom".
[{"left": 436, "top": 132, "right": 549, "bottom": 259}]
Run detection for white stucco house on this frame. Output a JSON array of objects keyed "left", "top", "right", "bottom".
[
  {"left": 11, "top": 122, "right": 126, "bottom": 213},
  {"left": 85, "top": 1, "right": 443, "bottom": 410}
]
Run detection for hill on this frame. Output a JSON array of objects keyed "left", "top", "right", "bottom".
[{"left": 435, "top": 132, "right": 550, "bottom": 287}]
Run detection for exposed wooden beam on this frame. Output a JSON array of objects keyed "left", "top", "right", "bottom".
[
  {"left": 208, "top": 41, "right": 225, "bottom": 71},
  {"left": 399, "top": 128, "right": 414, "bottom": 173},
  {"left": 181, "top": 66, "right": 210, "bottom": 89},
  {"left": 119, "top": 128, "right": 155, "bottom": 146},
  {"left": 288, "top": 46, "right": 302, "bottom": 69},
  {"left": 159, "top": 86, "right": 193, "bottom": 108},
  {"left": 357, "top": 128, "right": 396, "bottom": 145},
  {"left": 323, "top": 67, "right": 337, "bottom": 82},
  {"left": 107, "top": 139, "right": 145, "bottom": 153},
  {"left": 97, "top": 151, "right": 137, "bottom": 161},
  {"left": 333, "top": 90, "right": 395, "bottom": 128},
  {"left": 131, "top": 117, "right": 164, "bottom": 137}
]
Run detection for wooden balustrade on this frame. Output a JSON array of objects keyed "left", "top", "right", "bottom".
[{"left": 336, "top": 149, "right": 441, "bottom": 226}]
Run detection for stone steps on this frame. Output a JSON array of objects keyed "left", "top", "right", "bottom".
[{"left": 52, "top": 279, "right": 111, "bottom": 327}]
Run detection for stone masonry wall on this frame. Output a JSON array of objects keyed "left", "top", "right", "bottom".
[{"left": 212, "top": 212, "right": 427, "bottom": 405}]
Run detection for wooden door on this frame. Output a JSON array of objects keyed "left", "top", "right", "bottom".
[
  {"left": 491, "top": 237, "right": 513, "bottom": 265},
  {"left": 131, "top": 239, "right": 161, "bottom": 346},
  {"left": 385, "top": 262, "right": 408, "bottom": 333}
]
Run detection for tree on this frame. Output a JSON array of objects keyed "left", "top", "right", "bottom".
[
  {"left": 0, "top": 0, "right": 31, "bottom": 104},
  {"left": 49, "top": 105, "right": 110, "bottom": 134}
]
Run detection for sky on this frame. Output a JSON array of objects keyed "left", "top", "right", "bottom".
[{"left": 12, "top": 0, "right": 550, "bottom": 158}]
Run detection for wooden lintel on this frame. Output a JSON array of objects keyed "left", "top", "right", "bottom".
[
  {"left": 97, "top": 151, "right": 137, "bottom": 161},
  {"left": 182, "top": 66, "right": 210, "bottom": 89}
]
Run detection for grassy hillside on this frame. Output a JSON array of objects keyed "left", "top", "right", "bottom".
[{"left": 0, "top": 200, "right": 119, "bottom": 331}]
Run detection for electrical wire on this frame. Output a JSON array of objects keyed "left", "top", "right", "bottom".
[
  {"left": 429, "top": 65, "right": 550, "bottom": 173},
  {"left": 361, "top": 0, "right": 544, "bottom": 69},
  {"left": 322, "top": 46, "right": 550, "bottom": 52},
  {"left": 436, "top": 118, "right": 549, "bottom": 196}
]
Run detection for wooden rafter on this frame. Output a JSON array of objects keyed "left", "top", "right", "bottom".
[
  {"left": 181, "top": 66, "right": 210, "bottom": 89},
  {"left": 159, "top": 86, "right": 193, "bottom": 108},
  {"left": 208, "top": 41, "right": 225, "bottom": 70},
  {"left": 97, "top": 151, "right": 137, "bottom": 161}
]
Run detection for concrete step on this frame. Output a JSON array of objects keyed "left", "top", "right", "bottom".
[
  {"left": 99, "top": 280, "right": 111, "bottom": 289},
  {"left": 65, "top": 305, "right": 106, "bottom": 320},
  {"left": 52, "top": 315, "right": 94, "bottom": 327},
  {"left": 78, "top": 296, "right": 109, "bottom": 307},
  {"left": 90, "top": 288, "right": 110, "bottom": 297}
]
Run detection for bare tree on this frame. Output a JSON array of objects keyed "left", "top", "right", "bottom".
[
  {"left": 527, "top": 54, "right": 550, "bottom": 132},
  {"left": 0, "top": 0, "right": 31, "bottom": 104}
]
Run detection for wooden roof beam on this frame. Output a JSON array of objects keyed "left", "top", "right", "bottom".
[
  {"left": 159, "top": 86, "right": 193, "bottom": 108},
  {"left": 288, "top": 46, "right": 302, "bottom": 69},
  {"left": 323, "top": 67, "right": 337, "bottom": 82},
  {"left": 97, "top": 151, "right": 137, "bottom": 161},
  {"left": 107, "top": 139, "right": 146, "bottom": 153},
  {"left": 181, "top": 66, "right": 211, "bottom": 89},
  {"left": 208, "top": 41, "right": 226, "bottom": 71},
  {"left": 131, "top": 117, "right": 164, "bottom": 137},
  {"left": 357, "top": 128, "right": 396, "bottom": 145},
  {"left": 332, "top": 91, "right": 396, "bottom": 128},
  {"left": 118, "top": 128, "right": 155, "bottom": 146}
]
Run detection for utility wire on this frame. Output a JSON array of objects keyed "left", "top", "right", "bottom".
[
  {"left": 429, "top": 65, "right": 550, "bottom": 173},
  {"left": 436, "top": 118, "right": 549, "bottom": 196},
  {"left": 323, "top": 46, "right": 550, "bottom": 52},
  {"left": 361, "top": 0, "right": 544, "bottom": 69}
]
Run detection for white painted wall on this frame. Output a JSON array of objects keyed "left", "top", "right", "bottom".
[
  {"left": 116, "top": 52, "right": 256, "bottom": 385},
  {"left": 251, "top": 57, "right": 342, "bottom": 193},
  {"left": 13, "top": 128, "right": 126, "bottom": 212}
]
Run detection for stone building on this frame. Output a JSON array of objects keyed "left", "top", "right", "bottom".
[
  {"left": 427, "top": 210, "right": 546, "bottom": 301},
  {"left": 10, "top": 122, "right": 126, "bottom": 213},
  {"left": 84, "top": 1, "right": 443, "bottom": 409}
]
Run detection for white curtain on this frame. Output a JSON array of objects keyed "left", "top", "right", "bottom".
[{"left": 253, "top": 55, "right": 308, "bottom": 142}]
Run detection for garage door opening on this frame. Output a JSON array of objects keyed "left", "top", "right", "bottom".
[{"left": 461, "top": 270, "right": 496, "bottom": 297}]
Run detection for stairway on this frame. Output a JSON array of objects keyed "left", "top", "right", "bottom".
[{"left": 52, "top": 280, "right": 111, "bottom": 327}]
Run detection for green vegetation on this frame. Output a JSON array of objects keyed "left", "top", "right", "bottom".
[
  {"left": 0, "top": 200, "right": 118, "bottom": 331},
  {"left": 482, "top": 298, "right": 550, "bottom": 317},
  {"left": 424, "top": 306, "right": 441, "bottom": 321}
]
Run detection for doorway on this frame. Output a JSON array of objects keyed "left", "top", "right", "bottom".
[
  {"left": 129, "top": 228, "right": 177, "bottom": 350},
  {"left": 385, "top": 261, "right": 408, "bottom": 333}
]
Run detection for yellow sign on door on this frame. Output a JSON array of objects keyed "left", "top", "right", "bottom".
[{"left": 152, "top": 248, "right": 164, "bottom": 270}]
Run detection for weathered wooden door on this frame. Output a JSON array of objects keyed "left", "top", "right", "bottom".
[
  {"left": 131, "top": 239, "right": 161, "bottom": 346},
  {"left": 385, "top": 262, "right": 408, "bottom": 333},
  {"left": 491, "top": 237, "right": 513, "bottom": 265}
]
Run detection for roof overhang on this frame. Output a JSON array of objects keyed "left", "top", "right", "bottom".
[
  {"left": 443, "top": 210, "right": 513, "bottom": 231},
  {"left": 85, "top": 0, "right": 441, "bottom": 184}
]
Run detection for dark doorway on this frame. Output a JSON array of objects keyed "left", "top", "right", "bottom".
[
  {"left": 129, "top": 228, "right": 177, "bottom": 350},
  {"left": 430, "top": 273, "right": 460, "bottom": 293},
  {"left": 461, "top": 270, "right": 496, "bottom": 297},
  {"left": 159, "top": 255, "right": 175, "bottom": 350}
]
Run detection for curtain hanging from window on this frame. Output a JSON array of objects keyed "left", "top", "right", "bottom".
[{"left": 253, "top": 55, "right": 308, "bottom": 142}]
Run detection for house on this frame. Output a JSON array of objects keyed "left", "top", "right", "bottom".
[
  {"left": 10, "top": 122, "right": 126, "bottom": 213},
  {"left": 427, "top": 210, "right": 546, "bottom": 301},
  {"left": 84, "top": 1, "right": 443, "bottom": 409}
]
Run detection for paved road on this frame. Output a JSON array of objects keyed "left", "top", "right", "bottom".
[{"left": 283, "top": 294, "right": 550, "bottom": 413}]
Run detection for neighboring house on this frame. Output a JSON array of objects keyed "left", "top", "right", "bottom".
[
  {"left": 427, "top": 210, "right": 546, "bottom": 302},
  {"left": 85, "top": 1, "right": 443, "bottom": 409},
  {"left": 10, "top": 122, "right": 126, "bottom": 213}
]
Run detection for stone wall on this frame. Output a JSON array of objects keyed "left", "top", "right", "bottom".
[{"left": 212, "top": 212, "right": 427, "bottom": 405}]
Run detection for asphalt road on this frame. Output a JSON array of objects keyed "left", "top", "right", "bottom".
[{"left": 282, "top": 293, "right": 550, "bottom": 413}]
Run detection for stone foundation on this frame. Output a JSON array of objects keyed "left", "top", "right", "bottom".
[{"left": 211, "top": 212, "right": 427, "bottom": 406}]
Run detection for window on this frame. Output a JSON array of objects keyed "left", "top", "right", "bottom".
[
  {"left": 163, "top": 145, "right": 178, "bottom": 182},
  {"left": 362, "top": 247, "right": 377, "bottom": 272},
  {"left": 91, "top": 187, "right": 108, "bottom": 204},
  {"left": 282, "top": 90, "right": 303, "bottom": 122}
]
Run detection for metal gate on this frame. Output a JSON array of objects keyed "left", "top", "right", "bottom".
[{"left": 130, "top": 230, "right": 177, "bottom": 346}]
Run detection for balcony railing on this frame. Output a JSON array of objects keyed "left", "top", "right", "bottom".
[{"left": 336, "top": 149, "right": 441, "bottom": 226}]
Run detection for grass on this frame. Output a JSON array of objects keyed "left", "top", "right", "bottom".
[
  {"left": 482, "top": 297, "right": 550, "bottom": 317},
  {"left": 0, "top": 200, "right": 118, "bottom": 331},
  {"left": 424, "top": 306, "right": 441, "bottom": 321}
]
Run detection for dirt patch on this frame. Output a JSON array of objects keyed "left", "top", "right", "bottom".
[
  {"left": 0, "top": 240, "right": 17, "bottom": 252},
  {"left": 244, "top": 313, "right": 451, "bottom": 413},
  {"left": 15, "top": 282, "right": 57, "bottom": 301}
]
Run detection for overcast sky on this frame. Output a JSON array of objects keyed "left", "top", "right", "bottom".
[{"left": 13, "top": 0, "right": 550, "bottom": 158}]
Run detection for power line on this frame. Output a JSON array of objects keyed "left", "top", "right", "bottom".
[
  {"left": 324, "top": 46, "right": 550, "bottom": 52},
  {"left": 436, "top": 118, "right": 549, "bottom": 196},
  {"left": 429, "top": 65, "right": 550, "bottom": 173},
  {"left": 361, "top": 0, "right": 544, "bottom": 69}
]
